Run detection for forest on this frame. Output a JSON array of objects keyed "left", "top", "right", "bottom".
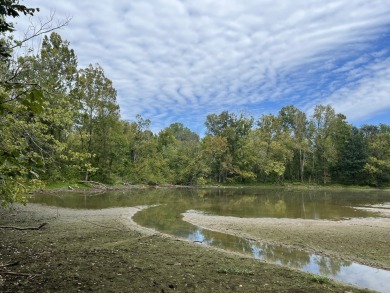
[{"left": 1, "top": 4, "right": 390, "bottom": 207}]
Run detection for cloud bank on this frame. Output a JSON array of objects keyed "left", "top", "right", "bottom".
[{"left": 15, "top": 0, "right": 390, "bottom": 133}]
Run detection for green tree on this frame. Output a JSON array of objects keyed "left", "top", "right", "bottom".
[
  {"left": 279, "top": 105, "right": 310, "bottom": 182},
  {"left": 158, "top": 123, "right": 206, "bottom": 185},
  {"left": 311, "top": 105, "right": 349, "bottom": 184},
  {"left": 0, "top": 3, "right": 70, "bottom": 206},
  {"left": 247, "top": 114, "right": 293, "bottom": 183},
  {"left": 74, "top": 64, "right": 120, "bottom": 182},
  {"left": 0, "top": 0, "right": 39, "bottom": 59},
  {"left": 332, "top": 127, "right": 368, "bottom": 184},
  {"left": 122, "top": 115, "right": 170, "bottom": 184},
  {"left": 164, "top": 122, "right": 199, "bottom": 142},
  {"left": 20, "top": 32, "right": 80, "bottom": 182},
  {"left": 205, "top": 111, "right": 253, "bottom": 181},
  {"left": 363, "top": 124, "right": 390, "bottom": 186},
  {"left": 201, "top": 135, "right": 231, "bottom": 183}
]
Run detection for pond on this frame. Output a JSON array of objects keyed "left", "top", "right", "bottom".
[{"left": 31, "top": 187, "right": 390, "bottom": 292}]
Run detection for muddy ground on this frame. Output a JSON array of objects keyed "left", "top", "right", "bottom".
[
  {"left": 0, "top": 203, "right": 374, "bottom": 293},
  {"left": 183, "top": 210, "right": 390, "bottom": 271}
]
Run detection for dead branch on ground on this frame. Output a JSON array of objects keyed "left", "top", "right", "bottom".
[{"left": 0, "top": 223, "right": 47, "bottom": 230}]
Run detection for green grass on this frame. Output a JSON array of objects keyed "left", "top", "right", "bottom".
[
  {"left": 308, "top": 274, "right": 331, "bottom": 284},
  {"left": 44, "top": 180, "right": 90, "bottom": 190}
]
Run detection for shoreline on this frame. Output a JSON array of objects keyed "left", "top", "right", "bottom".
[
  {"left": 0, "top": 203, "right": 378, "bottom": 292},
  {"left": 183, "top": 211, "right": 390, "bottom": 271},
  {"left": 36, "top": 182, "right": 390, "bottom": 195}
]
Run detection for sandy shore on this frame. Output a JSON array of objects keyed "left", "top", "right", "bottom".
[
  {"left": 3, "top": 203, "right": 160, "bottom": 235},
  {"left": 0, "top": 203, "right": 377, "bottom": 292},
  {"left": 183, "top": 211, "right": 390, "bottom": 270}
]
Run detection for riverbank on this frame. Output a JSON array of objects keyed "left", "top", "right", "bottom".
[
  {"left": 40, "top": 181, "right": 390, "bottom": 194},
  {"left": 0, "top": 204, "right": 371, "bottom": 292},
  {"left": 183, "top": 211, "right": 390, "bottom": 271}
]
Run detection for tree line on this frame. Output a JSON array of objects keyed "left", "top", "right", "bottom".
[{"left": 1, "top": 4, "right": 390, "bottom": 206}]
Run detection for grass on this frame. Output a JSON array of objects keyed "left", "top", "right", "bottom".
[
  {"left": 217, "top": 266, "right": 255, "bottom": 275},
  {"left": 308, "top": 274, "right": 331, "bottom": 284}
]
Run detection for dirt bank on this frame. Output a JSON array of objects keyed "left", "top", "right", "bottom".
[
  {"left": 183, "top": 211, "right": 390, "bottom": 270},
  {"left": 0, "top": 204, "right": 374, "bottom": 292}
]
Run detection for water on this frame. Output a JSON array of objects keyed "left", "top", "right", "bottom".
[{"left": 31, "top": 187, "right": 390, "bottom": 292}]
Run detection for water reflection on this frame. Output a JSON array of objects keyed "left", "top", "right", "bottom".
[
  {"left": 130, "top": 193, "right": 390, "bottom": 293},
  {"left": 31, "top": 187, "right": 390, "bottom": 292},
  {"left": 178, "top": 226, "right": 347, "bottom": 276},
  {"left": 31, "top": 187, "right": 389, "bottom": 219},
  {"left": 183, "top": 226, "right": 390, "bottom": 293}
]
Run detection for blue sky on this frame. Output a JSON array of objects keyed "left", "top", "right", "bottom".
[{"left": 15, "top": 0, "right": 390, "bottom": 134}]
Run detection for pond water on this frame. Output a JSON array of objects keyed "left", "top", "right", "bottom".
[{"left": 31, "top": 187, "right": 390, "bottom": 292}]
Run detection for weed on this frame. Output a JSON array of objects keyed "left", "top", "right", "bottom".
[{"left": 309, "top": 274, "right": 330, "bottom": 284}]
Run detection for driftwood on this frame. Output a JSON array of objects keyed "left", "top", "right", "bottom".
[
  {"left": 78, "top": 180, "right": 107, "bottom": 189},
  {"left": 0, "top": 261, "right": 38, "bottom": 277},
  {"left": 0, "top": 223, "right": 47, "bottom": 231},
  {"left": 0, "top": 271, "right": 37, "bottom": 277},
  {"left": 0, "top": 261, "right": 19, "bottom": 268}
]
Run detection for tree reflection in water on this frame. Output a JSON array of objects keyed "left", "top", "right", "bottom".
[
  {"left": 32, "top": 188, "right": 390, "bottom": 292},
  {"left": 187, "top": 228, "right": 348, "bottom": 277}
]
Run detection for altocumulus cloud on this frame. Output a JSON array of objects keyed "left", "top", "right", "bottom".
[{"left": 15, "top": 0, "right": 390, "bottom": 133}]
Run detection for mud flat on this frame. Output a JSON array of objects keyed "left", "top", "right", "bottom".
[
  {"left": 0, "top": 203, "right": 375, "bottom": 292},
  {"left": 183, "top": 211, "right": 390, "bottom": 270}
]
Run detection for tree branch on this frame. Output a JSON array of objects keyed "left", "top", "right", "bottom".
[
  {"left": 0, "top": 271, "right": 38, "bottom": 277},
  {"left": 0, "top": 223, "right": 47, "bottom": 230},
  {"left": 0, "top": 261, "right": 19, "bottom": 268},
  {"left": 12, "top": 11, "right": 72, "bottom": 50}
]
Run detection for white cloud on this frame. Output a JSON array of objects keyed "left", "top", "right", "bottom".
[
  {"left": 13, "top": 0, "right": 390, "bottom": 133},
  {"left": 323, "top": 59, "right": 390, "bottom": 122}
]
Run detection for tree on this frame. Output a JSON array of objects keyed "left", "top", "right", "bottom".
[
  {"left": 73, "top": 64, "right": 119, "bottom": 182},
  {"left": 205, "top": 111, "right": 253, "bottom": 152},
  {"left": 0, "top": 2, "right": 70, "bottom": 207},
  {"left": 332, "top": 127, "right": 368, "bottom": 184},
  {"left": 164, "top": 122, "right": 199, "bottom": 142},
  {"left": 364, "top": 124, "right": 390, "bottom": 186},
  {"left": 157, "top": 123, "right": 206, "bottom": 185},
  {"left": 311, "top": 105, "right": 349, "bottom": 184},
  {"left": 279, "top": 105, "right": 310, "bottom": 182},
  {"left": 0, "top": 0, "right": 39, "bottom": 59},
  {"left": 205, "top": 111, "right": 253, "bottom": 181},
  {"left": 247, "top": 114, "right": 293, "bottom": 183},
  {"left": 18, "top": 32, "right": 80, "bottom": 182},
  {"left": 201, "top": 135, "right": 231, "bottom": 183}
]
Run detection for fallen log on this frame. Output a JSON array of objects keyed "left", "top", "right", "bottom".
[
  {"left": 0, "top": 261, "right": 19, "bottom": 268},
  {"left": 78, "top": 180, "right": 107, "bottom": 189},
  {"left": 0, "top": 271, "right": 38, "bottom": 277},
  {"left": 0, "top": 223, "right": 47, "bottom": 230}
]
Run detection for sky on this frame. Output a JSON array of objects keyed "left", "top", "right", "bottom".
[{"left": 14, "top": 0, "right": 390, "bottom": 134}]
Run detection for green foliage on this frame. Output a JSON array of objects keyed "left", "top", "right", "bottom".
[
  {"left": 1, "top": 5, "right": 389, "bottom": 206},
  {"left": 0, "top": 110, "right": 47, "bottom": 207},
  {"left": 308, "top": 274, "right": 330, "bottom": 284},
  {"left": 242, "top": 114, "right": 294, "bottom": 183},
  {"left": 363, "top": 124, "right": 390, "bottom": 186},
  {"left": 332, "top": 127, "right": 368, "bottom": 184},
  {"left": 73, "top": 63, "right": 120, "bottom": 182},
  {"left": 0, "top": 0, "right": 39, "bottom": 59},
  {"left": 279, "top": 105, "right": 310, "bottom": 182},
  {"left": 205, "top": 111, "right": 253, "bottom": 182}
]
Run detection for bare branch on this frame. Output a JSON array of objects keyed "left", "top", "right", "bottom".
[
  {"left": 0, "top": 261, "right": 19, "bottom": 268},
  {"left": 0, "top": 223, "right": 47, "bottom": 230},
  {"left": 0, "top": 271, "right": 39, "bottom": 277},
  {"left": 12, "top": 10, "right": 72, "bottom": 50}
]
